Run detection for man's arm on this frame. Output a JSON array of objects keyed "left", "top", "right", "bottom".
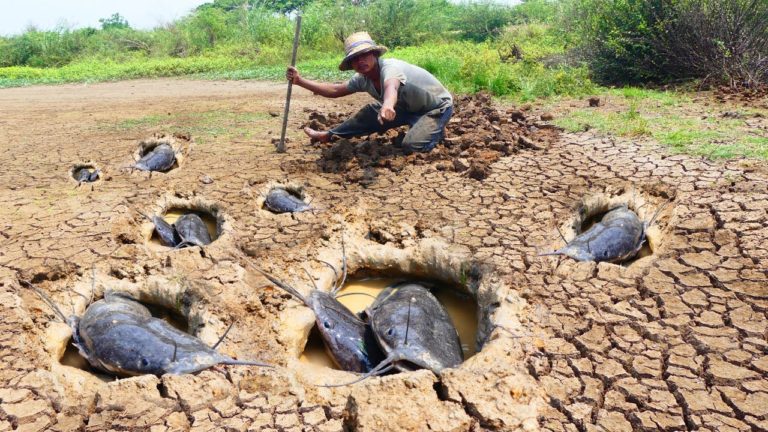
[
  {"left": 378, "top": 78, "right": 401, "bottom": 123},
  {"left": 286, "top": 66, "right": 353, "bottom": 98}
]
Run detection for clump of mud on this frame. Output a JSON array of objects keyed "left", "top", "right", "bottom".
[
  {"left": 305, "top": 93, "right": 558, "bottom": 185},
  {"left": 714, "top": 83, "right": 768, "bottom": 106}
]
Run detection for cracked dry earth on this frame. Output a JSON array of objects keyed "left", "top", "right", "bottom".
[{"left": 0, "top": 79, "right": 767, "bottom": 432}]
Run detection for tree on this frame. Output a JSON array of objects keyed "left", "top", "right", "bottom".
[
  {"left": 196, "top": 0, "right": 315, "bottom": 13},
  {"left": 99, "top": 13, "right": 130, "bottom": 30},
  {"left": 256, "top": 0, "right": 315, "bottom": 13}
]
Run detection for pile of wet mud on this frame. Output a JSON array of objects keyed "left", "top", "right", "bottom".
[
  {"left": 304, "top": 93, "right": 559, "bottom": 185},
  {"left": 714, "top": 84, "right": 768, "bottom": 106}
]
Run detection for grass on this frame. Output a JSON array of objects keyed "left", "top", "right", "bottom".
[
  {"left": 0, "top": 25, "right": 595, "bottom": 101},
  {"left": 553, "top": 88, "right": 768, "bottom": 160}
]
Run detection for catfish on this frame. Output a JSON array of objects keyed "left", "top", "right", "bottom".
[
  {"left": 74, "top": 167, "right": 100, "bottom": 183},
  {"left": 540, "top": 203, "right": 666, "bottom": 263},
  {"left": 323, "top": 282, "right": 464, "bottom": 387},
  {"left": 142, "top": 211, "right": 212, "bottom": 249},
  {"left": 250, "top": 237, "right": 383, "bottom": 373},
  {"left": 264, "top": 188, "right": 313, "bottom": 214},
  {"left": 25, "top": 282, "right": 270, "bottom": 377},
  {"left": 134, "top": 143, "right": 176, "bottom": 172}
]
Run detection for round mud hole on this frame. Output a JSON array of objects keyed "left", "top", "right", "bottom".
[
  {"left": 148, "top": 207, "right": 221, "bottom": 249},
  {"left": 300, "top": 277, "right": 478, "bottom": 371},
  {"left": 579, "top": 207, "right": 653, "bottom": 265},
  {"left": 261, "top": 185, "right": 312, "bottom": 214},
  {"left": 550, "top": 190, "right": 669, "bottom": 267},
  {"left": 69, "top": 163, "right": 101, "bottom": 184},
  {"left": 60, "top": 300, "right": 189, "bottom": 377},
  {"left": 133, "top": 136, "right": 183, "bottom": 173}
]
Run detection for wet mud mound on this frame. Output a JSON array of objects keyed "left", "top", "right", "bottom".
[
  {"left": 309, "top": 93, "right": 559, "bottom": 184},
  {"left": 714, "top": 84, "right": 768, "bottom": 107}
]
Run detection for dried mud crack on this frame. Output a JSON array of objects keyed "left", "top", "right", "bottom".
[{"left": 1, "top": 79, "right": 766, "bottom": 432}]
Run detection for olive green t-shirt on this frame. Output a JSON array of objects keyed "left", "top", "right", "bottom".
[{"left": 347, "top": 58, "right": 453, "bottom": 114}]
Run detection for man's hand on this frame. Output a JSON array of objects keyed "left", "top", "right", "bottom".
[
  {"left": 286, "top": 66, "right": 301, "bottom": 84},
  {"left": 378, "top": 104, "right": 396, "bottom": 124}
]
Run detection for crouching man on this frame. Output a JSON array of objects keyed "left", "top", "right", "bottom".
[{"left": 286, "top": 31, "right": 453, "bottom": 154}]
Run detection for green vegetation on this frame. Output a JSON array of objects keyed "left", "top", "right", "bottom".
[
  {"left": 1, "top": 0, "right": 765, "bottom": 160},
  {"left": 107, "top": 110, "right": 272, "bottom": 144},
  {"left": 554, "top": 89, "right": 768, "bottom": 160},
  {"left": 0, "top": 0, "right": 592, "bottom": 101},
  {"left": 568, "top": 0, "right": 768, "bottom": 86}
]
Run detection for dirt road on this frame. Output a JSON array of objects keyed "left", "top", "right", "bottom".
[{"left": 0, "top": 79, "right": 766, "bottom": 431}]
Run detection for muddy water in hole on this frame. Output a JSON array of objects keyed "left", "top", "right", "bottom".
[
  {"left": 300, "top": 278, "right": 478, "bottom": 369},
  {"left": 60, "top": 303, "right": 189, "bottom": 377},
  {"left": 149, "top": 209, "right": 218, "bottom": 248}
]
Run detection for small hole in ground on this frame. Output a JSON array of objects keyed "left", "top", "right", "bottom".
[
  {"left": 578, "top": 205, "right": 654, "bottom": 266},
  {"left": 300, "top": 276, "right": 478, "bottom": 372},
  {"left": 262, "top": 186, "right": 312, "bottom": 214},
  {"left": 148, "top": 207, "right": 220, "bottom": 249},
  {"left": 70, "top": 164, "right": 100, "bottom": 183},
  {"left": 133, "top": 137, "right": 181, "bottom": 173}
]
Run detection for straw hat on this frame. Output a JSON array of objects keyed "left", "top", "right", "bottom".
[{"left": 339, "top": 32, "right": 388, "bottom": 71}]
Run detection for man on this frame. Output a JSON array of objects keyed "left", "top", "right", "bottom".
[{"left": 286, "top": 32, "right": 453, "bottom": 154}]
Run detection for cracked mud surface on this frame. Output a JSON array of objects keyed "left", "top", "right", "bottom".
[{"left": 0, "top": 79, "right": 766, "bottom": 431}]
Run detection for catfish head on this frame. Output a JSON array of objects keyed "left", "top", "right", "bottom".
[{"left": 308, "top": 290, "right": 382, "bottom": 372}]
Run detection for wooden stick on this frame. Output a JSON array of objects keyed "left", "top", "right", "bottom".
[{"left": 277, "top": 14, "right": 302, "bottom": 153}]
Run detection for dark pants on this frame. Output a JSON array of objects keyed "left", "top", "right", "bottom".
[{"left": 329, "top": 102, "right": 454, "bottom": 153}]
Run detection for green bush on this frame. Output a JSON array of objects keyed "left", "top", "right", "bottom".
[
  {"left": 297, "top": 1, "right": 342, "bottom": 52},
  {"left": 450, "top": 1, "right": 515, "bottom": 42},
  {"left": 566, "top": 0, "right": 669, "bottom": 84},
  {"left": 510, "top": 0, "right": 564, "bottom": 24},
  {"left": 181, "top": 7, "right": 237, "bottom": 53},
  {"left": 659, "top": 0, "right": 768, "bottom": 86},
  {"left": 569, "top": 0, "right": 768, "bottom": 86},
  {"left": 366, "top": 0, "right": 451, "bottom": 48},
  {"left": 0, "top": 27, "right": 94, "bottom": 67},
  {"left": 394, "top": 41, "right": 595, "bottom": 99}
]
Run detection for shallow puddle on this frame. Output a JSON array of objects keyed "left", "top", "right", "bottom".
[
  {"left": 149, "top": 208, "right": 219, "bottom": 248},
  {"left": 300, "top": 278, "right": 478, "bottom": 369}
]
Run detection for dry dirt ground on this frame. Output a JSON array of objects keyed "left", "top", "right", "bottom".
[{"left": 0, "top": 79, "right": 766, "bottom": 432}]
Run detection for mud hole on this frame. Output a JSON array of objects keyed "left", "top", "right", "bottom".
[
  {"left": 69, "top": 163, "right": 102, "bottom": 185},
  {"left": 256, "top": 181, "right": 313, "bottom": 215},
  {"left": 299, "top": 275, "right": 479, "bottom": 366},
  {"left": 543, "top": 187, "right": 672, "bottom": 268},
  {"left": 130, "top": 134, "right": 191, "bottom": 174},
  {"left": 1, "top": 80, "right": 767, "bottom": 431}
]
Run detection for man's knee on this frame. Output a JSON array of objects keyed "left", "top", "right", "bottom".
[
  {"left": 402, "top": 121, "right": 444, "bottom": 153},
  {"left": 402, "top": 135, "right": 438, "bottom": 153}
]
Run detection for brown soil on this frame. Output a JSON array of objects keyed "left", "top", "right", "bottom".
[
  {"left": 1, "top": 79, "right": 767, "bottom": 432},
  {"left": 308, "top": 93, "right": 557, "bottom": 185}
]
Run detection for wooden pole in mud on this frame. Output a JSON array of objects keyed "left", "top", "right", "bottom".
[{"left": 277, "top": 14, "right": 302, "bottom": 153}]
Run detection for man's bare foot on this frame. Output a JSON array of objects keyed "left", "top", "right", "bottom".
[{"left": 304, "top": 127, "right": 331, "bottom": 143}]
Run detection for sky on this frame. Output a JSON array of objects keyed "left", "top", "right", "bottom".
[
  {"left": 0, "top": 0, "right": 524, "bottom": 37},
  {"left": 0, "top": 0, "right": 208, "bottom": 36}
]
